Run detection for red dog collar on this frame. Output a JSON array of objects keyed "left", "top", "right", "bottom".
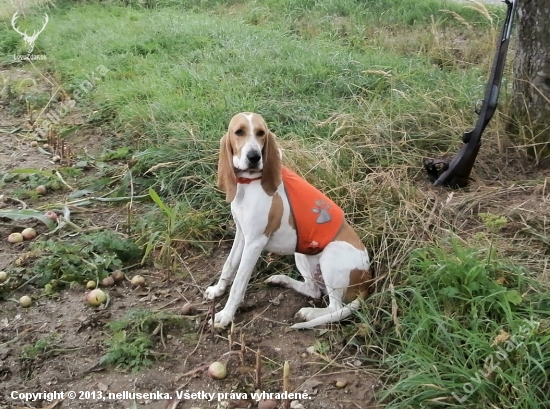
[{"left": 237, "top": 176, "right": 262, "bottom": 184}]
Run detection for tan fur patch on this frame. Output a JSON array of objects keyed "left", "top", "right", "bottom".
[
  {"left": 217, "top": 133, "right": 237, "bottom": 202},
  {"left": 260, "top": 131, "right": 282, "bottom": 196},
  {"left": 264, "top": 193, "right": 284, "bottom": 237},
  {"left": 343, "top": 268, "right": 372, "bottom": 304},
  {"left": 288, "top": 211, "right": 296, "bottom": 230},
  {"left": 334, "top": 220, "right": 365, "bottom": 250}
]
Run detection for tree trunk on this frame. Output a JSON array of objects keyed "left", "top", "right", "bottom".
[{"left": 512, "top": 0, "right": 550, "bottom": 165}]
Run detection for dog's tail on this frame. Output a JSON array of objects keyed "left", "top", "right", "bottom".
[{"left": 289, "top": 297, "right": 364, "bottom": 330}]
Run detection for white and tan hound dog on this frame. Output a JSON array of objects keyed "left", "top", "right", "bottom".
[{"left": 205, "top": 112, "right": 372, "bottom": 329}]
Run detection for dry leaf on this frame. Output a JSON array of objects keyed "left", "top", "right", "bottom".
[{"left": 491, "top": 329, "right": 510, "bottom": 346}]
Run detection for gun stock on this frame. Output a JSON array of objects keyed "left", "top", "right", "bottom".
[{"left": 424, "top": 0, "right": 517, "bottom": 188}]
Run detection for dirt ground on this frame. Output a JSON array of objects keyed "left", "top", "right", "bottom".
[{"left": 0, "top": 67, "right": 380, "bottom": 409}]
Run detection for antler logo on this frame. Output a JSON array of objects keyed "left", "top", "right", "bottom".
[{"left": 11, "top": 12, "right": 49, "bottom": 54}]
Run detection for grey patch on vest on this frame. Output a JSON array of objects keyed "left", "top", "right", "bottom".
[{"left": 312, "top": 199, "right": 332, "bottom": 224}]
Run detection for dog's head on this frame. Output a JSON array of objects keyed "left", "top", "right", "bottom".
[{"left": 218, "top": 112, "right": 282, "bottom": 202}]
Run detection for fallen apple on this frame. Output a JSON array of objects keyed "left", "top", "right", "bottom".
[
  {"left": 208, "top": 361, "right": 227, "bottom": 380},
  {"left": 44, "top": 211, "right": 58, "bottom": 221},
  {"left": 36, "top": 185, "right": 47, "bottom": 195},
  {"left": 130, "top": 275, "right": 145, "bottom": 287},
  {"left": 335, "top": 379, "right": 348, "bottom": 388},
  {"left": 0, "top": 271, "right": 8, "bottom": 283},
  {"left": 111, "top": 270, "right": 124, "bottom": 284},
  {"left": 258, "top": 400, "right": 278, "bottom": 409},
  {"left": 102, "top": 276, "right": 115, "bottom": 287},
  {"left": 19, "top": 295, "right": 32, "bottom": 307},
  {"left": 21, "top": 227, "right": 37, "bottom": 240},
  {"left": 86, "top": 280, "right": 96, "bottom": 289},
  {"left": 86, "top": 289, "right": 107, "bottom": 306},
  {"left": 7, "top": 232, "right": 23, "bottom": 243},
  {"left": 181, "top": 302, "right": 197, "bottom": 316}
]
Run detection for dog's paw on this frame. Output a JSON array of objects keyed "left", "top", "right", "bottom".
[
  {"left": 204, "top": 284, "right": 225, "bottom": 300},
  {"left": 211, "top": 309, "right": 233, "bottom": 328},
  {"left": 265, "top": 275, "right": 289, "bottom": 286},
  {"left": 289, "top": 321, "right": 312, "bottom": 330},
  {"left": 295, "top": 307, "right": 326, "bottom": 322}
]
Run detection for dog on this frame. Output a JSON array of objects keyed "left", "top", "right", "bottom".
[{"left": 205, "top": 112, "right": 372, "bottom": 329}]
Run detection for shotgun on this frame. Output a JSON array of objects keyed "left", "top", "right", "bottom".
[{"left": 424, "top": 0, "right": 517, "bottom": 188}]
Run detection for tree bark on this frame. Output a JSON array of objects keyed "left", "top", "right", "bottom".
[{"left": 512, "top": 0, "right": 550, "bottom": 165}]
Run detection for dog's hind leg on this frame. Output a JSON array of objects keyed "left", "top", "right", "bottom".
[
  {"left": 265, "top": 253, "right": 322, "bottom": 299},
  {"left": 292, "top": 241, "right": 370, "bottom": 329},
  {"left": 290, "top": 297, "right": 363, "bottom": 329}
]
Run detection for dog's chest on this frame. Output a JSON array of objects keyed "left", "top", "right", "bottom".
[
  {"left": 264, "top": 221, "right": 297, "bottom": 255},
  {"left": 232, "top": 182, "right": 297, "bottom": 255}
]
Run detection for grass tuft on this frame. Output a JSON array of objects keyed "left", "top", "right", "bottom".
[{"left": 358, "top": 239, "right": 550, "bottom": 408}]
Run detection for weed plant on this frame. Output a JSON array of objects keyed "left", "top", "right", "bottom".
[{"left": 100, "top": 309, "right": 193, "bottom": 371}]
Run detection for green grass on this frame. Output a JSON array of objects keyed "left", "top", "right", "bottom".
[
  {"left": 359, "top": 239, "right": 550, "bottom": 408},
  {"left": 2, "top": 0, "right": 550, "bottom": 406}
]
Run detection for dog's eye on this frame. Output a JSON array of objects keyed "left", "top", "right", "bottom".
[
  {"left": 256, "top": 130, "right": 265, "bottom": 137},
  {"left": 235, "top": 129, "right": 245, "bottom": 137}
]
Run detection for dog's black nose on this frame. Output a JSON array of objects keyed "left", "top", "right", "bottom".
[{"left": 247, "top": 151, "right": 261, "bottom": 165}]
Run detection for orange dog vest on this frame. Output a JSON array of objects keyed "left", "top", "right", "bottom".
[{"left": 282, "top": 167, "right": 344, "bottom": 255}]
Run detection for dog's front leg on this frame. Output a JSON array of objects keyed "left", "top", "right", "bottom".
[
  {"left": 212, "top": 237, "right": 268, "bottom": 327},
  {"left": 205, "top": 226, "right": 245, "bottom": 299}
]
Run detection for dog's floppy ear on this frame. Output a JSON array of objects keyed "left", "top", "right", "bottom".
[
  {"left": 261, "top": 131, "right": 282, "bottom": 196},
  {"left": 218, "top": 132, "right": 237, "bottom": 202}
]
